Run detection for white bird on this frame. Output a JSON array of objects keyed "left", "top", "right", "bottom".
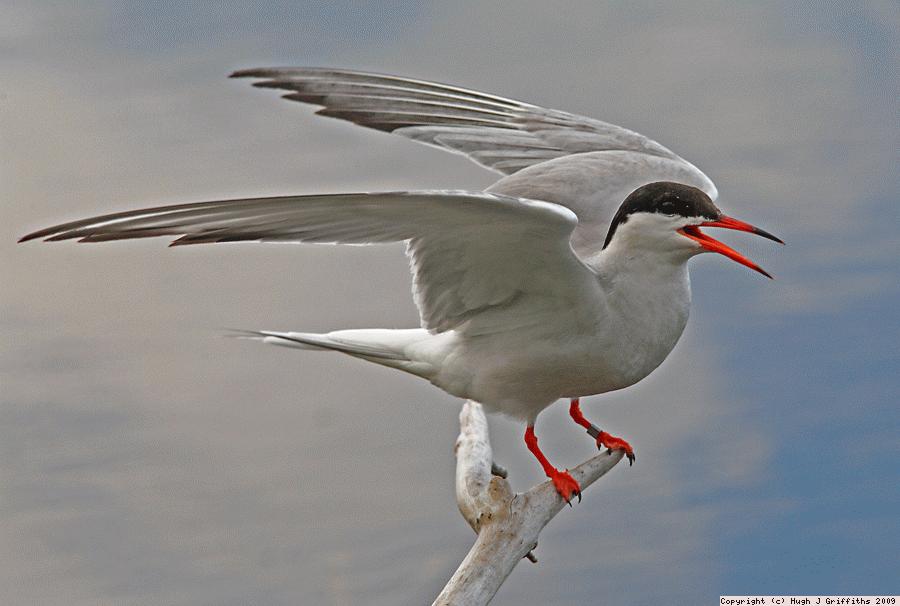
[{"left": 20, "top": 67, "right": 782, "bottom": 503}]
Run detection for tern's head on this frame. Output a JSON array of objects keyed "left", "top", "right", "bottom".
[{"left": 602, "top": 182, "right": 783, "bottom": 278}]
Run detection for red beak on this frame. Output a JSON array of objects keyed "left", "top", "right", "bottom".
[{"left": 678, "top": 216, "right": 783, "bottom": 279}]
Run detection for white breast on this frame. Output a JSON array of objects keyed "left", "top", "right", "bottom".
[
  {"left": 417, "top": 260, "right": 692, "bottom": 420},
  {"left": 589, "top": 265, "right": 692, "bottom": 390}
]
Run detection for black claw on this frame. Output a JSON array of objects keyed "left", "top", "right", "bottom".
[{"left": 577, "top": 492, "right": 582, "bottom": 503}]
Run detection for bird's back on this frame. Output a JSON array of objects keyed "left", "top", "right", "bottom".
[{"left": 486, "top": 151, "right": 716, "bottom": 259}]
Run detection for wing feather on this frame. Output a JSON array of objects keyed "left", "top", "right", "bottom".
[
  {"left": 230, "top": 67, "right": 717, "bottom": 258},
  {"left": 230, "top": 67, "right": 681, "bottom": 174},
  {"left": 21, "top": 191, "right": 592, "bottom": 333}
]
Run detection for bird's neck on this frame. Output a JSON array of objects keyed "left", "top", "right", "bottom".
[
  {"left": 587, "top": 246, "right": 693, "bottom": 353},
  {"left": 589, "top": 241, "right": 691, "bottom": 287}
]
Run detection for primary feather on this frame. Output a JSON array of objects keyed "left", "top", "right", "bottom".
[
  {"left": 20, "top": 190, "right": 596, "bottom": 334},
  {"left": 230, "top": 67, "right": 717, "bottom": 258},
  {"left": 229, "top": 67, "right": 681, "bottom": 174}
]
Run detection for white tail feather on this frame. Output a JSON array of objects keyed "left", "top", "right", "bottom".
[{"left": 234, "top": 328, "right": 435, "bottom": 377}]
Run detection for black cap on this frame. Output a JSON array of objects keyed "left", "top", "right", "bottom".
[{"left": 603, "top": 182, "right": 720, "bottom": 249}]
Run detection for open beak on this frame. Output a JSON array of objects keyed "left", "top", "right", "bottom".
[{"left": 678, "top": 216, "right": 783, "bottom": 279}]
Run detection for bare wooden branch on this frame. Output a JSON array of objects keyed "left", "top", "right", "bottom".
[{"left": 434, "top": 401, "right": 624, "bottom": 606}]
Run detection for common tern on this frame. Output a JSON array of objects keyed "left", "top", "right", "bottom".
[{"left": 20, "top": 68, "right": 782, "bottom": 503}]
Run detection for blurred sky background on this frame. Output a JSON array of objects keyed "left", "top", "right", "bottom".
[{"left": 2, "top": 2, "right": 898, "bottom": 604}]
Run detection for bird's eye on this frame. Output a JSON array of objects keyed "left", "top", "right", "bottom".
[{"left": 659, "top": 199, "right": 675, "bottom": 215}]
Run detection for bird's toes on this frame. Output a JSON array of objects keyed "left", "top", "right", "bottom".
[
  {"left": 550, "top": 469, "right": 582, "bottom": 505},
  {"left": 596, "top": 431, "right": 635, "bottom": 466}
]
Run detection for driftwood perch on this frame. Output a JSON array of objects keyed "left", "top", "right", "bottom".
[{"left": 434, "top": 401, "right": 624, "bottom": 605}]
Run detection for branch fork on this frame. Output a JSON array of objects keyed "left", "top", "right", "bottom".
[{"left": 434, "top": 400, "right": 624, "bottom": 606}]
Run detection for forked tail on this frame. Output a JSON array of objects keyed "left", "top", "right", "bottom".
[{"left": 233, "top": 328, "right": 435, "bottom": 377}]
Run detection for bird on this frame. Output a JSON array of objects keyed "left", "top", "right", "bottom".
[{"left": 20, "top": 67, "right": 782, "bottom": 504}]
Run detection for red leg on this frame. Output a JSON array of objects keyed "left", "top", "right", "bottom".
[
  {"left": 568, "top": 397, "right": 592, "bottom": 431},
  {"left": 524, "top": 425, "right": 581, "bottom": 504},
  {"left": 569, "top": 398, "right": 636, "bottom": 465}
]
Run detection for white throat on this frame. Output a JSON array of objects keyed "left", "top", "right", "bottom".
[
  {"left": 584, "top": 233, "right": 694, "bottom": 387},
  {"left": 588, "top": 241, "right": 693, "bottom": 323}
]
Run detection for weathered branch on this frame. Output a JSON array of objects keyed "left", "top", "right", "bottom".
[{"left": 434, "top": 401, "right": 623, "bottom": 606}]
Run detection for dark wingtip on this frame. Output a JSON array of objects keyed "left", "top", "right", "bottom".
[
  {"left": 18, "top": 227, "right": 54, "bottom": 243},
  {"left": 18, "top": 231, "right": 60, "bottom": 243},
  {"left": 230, "top": 68, "right": 275, "bottom": 79},
  {"left": 230, "top": 68, "right": 288, "bottom": 79},
  {"left": 169, "top": 236, "right": 219, "bottom": 247}
]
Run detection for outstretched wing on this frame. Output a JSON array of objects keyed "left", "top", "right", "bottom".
[
  {"left": 230, "top": 67, "right": 683, "bottom": 175},
  {"left": 230, "top": 67, "right": 717, "bottom": 258},
  {"left": 20, "top": 191, "right": 596, "bottom": 333}
]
